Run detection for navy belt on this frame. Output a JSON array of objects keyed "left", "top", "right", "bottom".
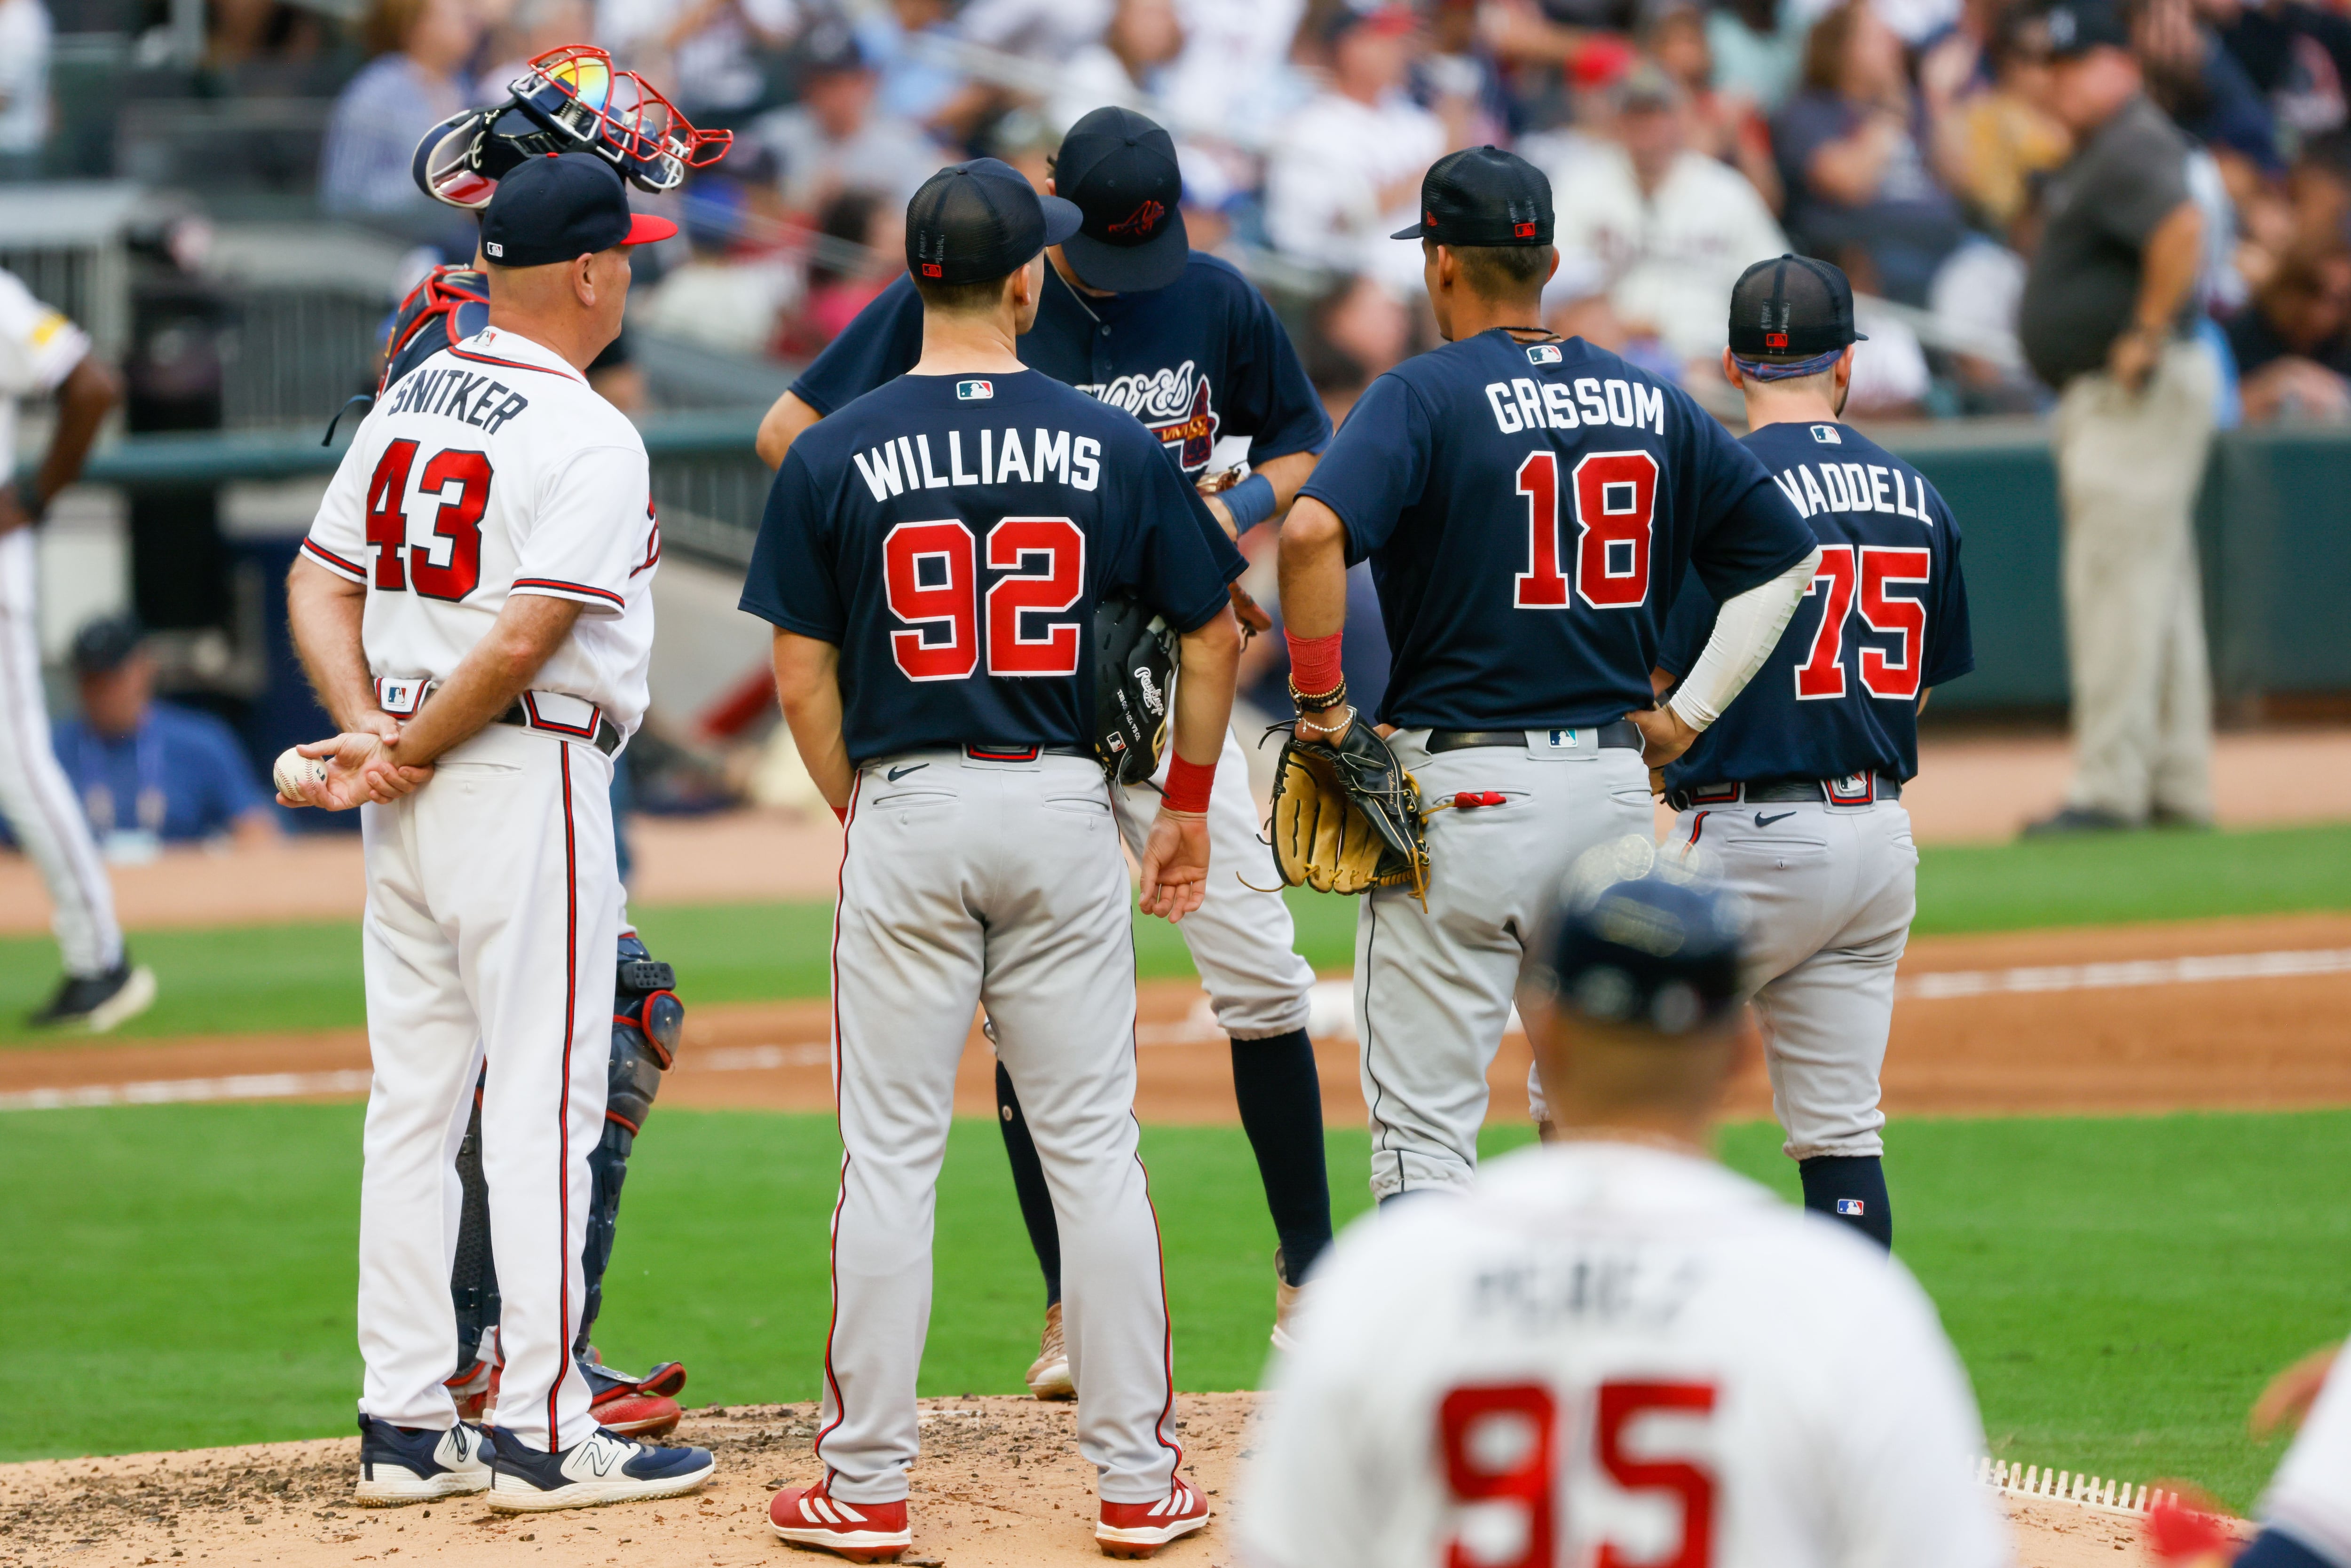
[
  {"left": 1426, "top": 720, "right": 1643, "bottom": 755},
  {"left": 1667, "top": 772, "right": 1901, "bottom": 811}
]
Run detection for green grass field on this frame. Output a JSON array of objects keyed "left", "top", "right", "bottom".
[
  {"left": 2, "top": 1101, "right": 2342, "bottom": 1511},
  {"left": 3, "top": 822, "right": 2347, "bottom": 1047}
]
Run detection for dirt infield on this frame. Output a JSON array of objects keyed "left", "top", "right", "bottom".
[
  {"left": 0, "top": 1395, "right": 2203, "bottom": 1568},
  {"left": 14, "top": 912, "right": 2351, "bottom": 1123}
]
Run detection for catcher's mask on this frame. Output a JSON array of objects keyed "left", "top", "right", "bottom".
[{"left": 413, "top": 44, "right": 731, "bottom": 211}]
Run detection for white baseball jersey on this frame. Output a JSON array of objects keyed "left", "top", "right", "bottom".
[
  {"left": 303, "top": 325, "right": 658, "bottom": 732},
  {"left": 2261, "top": 1340, "right": 2351, "bottom": 1563},
  {"left": 0, "top": 267, "right": 92, "bottom": 473},
  {"left": 1241, "top": 1141, "right": 2011, "bottom": 1568}
]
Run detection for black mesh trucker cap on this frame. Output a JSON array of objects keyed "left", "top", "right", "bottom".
[
  {"left": 1728, "top": 253, "right": 1868, "bottom": 357},
  {"left": 1056, "top": 106, "right": 1189, "bottom": 292},
  {"left": 1389, "top": 145, "right": 1553, "bottom": 246},
  {"left": 906, "top": 158, "right": 1082, "bottom": 286}
]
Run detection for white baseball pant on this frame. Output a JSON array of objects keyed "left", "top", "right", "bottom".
[
  {"left": 0, "top": 528, "right": 123, "bottom": 976},
  {"left": 355, "top": 723, "right": 616, "bottom": 1453},
  {"left": 822, "top": 749, "right": 1181, "bottom": 1505},
  {"left": 1354, "top": 730, "right": 1652, "bottom": 1200},
  {"left": 1114, "top": 723, "right": 1313, "bottom": 1039},
  {"left": 1673, "top": 796, "right": 1918, "bottom": 1159}
]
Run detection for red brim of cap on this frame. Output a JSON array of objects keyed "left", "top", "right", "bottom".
[{"left": 624, "top": 212, "right": 679, "bottom": 246}]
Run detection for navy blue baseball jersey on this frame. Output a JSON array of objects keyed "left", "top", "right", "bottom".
[
  {"left": 789, "top": 254, "right": 1332, "bottom": 479},
  {"left": 741, "top": 370, "right": 1243, "bottom": 763},
  {"left": 1299, "top": 331, "right": 1817, "bottom": 730},
  {"left": 1658, "top": 420, "right": 1973, "bottom": 789}
]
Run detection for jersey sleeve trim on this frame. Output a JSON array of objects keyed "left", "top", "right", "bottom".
[
  {"left": 785, "top": 376, "right": 842, "bottom": 417},
  {"left": 301, "top": 536, "right": 369, "bottom": 583},
  {"left": 737, "top": 596, "right": 841, "bottom": 643},
  {"left": 1162, "top": 584, "right": 1235, "bottom": 637},
  {"left": 511, "top": 576, "right": 626, "bottom": 609}
]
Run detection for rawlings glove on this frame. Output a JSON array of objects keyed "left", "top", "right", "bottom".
[
  {"left": 1093, "top": 589, "right": 1178, "bottom": 788},
  {"left": 1269, "top": 719, "right": 1430, "bottom": 898}
]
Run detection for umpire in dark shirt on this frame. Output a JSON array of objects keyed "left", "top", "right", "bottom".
[{"left": 2017, "top": 0, "right": 2216, "bottom": 836}]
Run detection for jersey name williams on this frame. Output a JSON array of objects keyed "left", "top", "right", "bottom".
[
  {"left": 380, "top": 363, "right": 532, "bottom": 433},
  {"left": 1483, "top": 374, "right": 1667, "bottom": 437},
  {"left": 1770, "top": 460, "right": 1934, "bottom": 522},
  {"left": 851, "top": 425, "right": 1103, "bottom": 501}
]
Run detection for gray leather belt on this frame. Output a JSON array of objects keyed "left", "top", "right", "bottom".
[
  {"left": 1427, "top": 720, "right": 1643, "bottom": 755},
  {"left": 1667, "top": 773, "right": 1901, "bottom": 811}
]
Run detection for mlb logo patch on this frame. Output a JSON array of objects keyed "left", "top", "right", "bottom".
[
  {"left": 1525, "top": 343, "right": 1562, "bottom": 366},
  {"left": 1836, "top": 1198, "right": 1866, "bottom": 1216},
  {"left": 956, "top": 379, "right": 994, "bottom": 401},
  {"left": 1810, "top": 424, "right": 1841, "bottom": 444}
]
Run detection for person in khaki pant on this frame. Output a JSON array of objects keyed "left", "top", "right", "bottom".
[{"left": 2016, "top": 0, "right": 2215, "bottom": 833}]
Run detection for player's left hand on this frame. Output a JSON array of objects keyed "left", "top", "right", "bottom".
[
  {"left": 1626, "top": 704, "right": 1701, "bottom": 771},
  {"left": 284, "top": 732, "right": 433, "bottom": 810},
  {"left": 2251, "top": 1343, "right": 2340, "bottom": 1439},
  {"left": 1138, "top": 808, "right": 1211, "bottom": 922}
]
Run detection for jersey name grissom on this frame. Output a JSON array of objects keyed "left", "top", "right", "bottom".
[{"left": 302, "top": 326, "right": 660, "bottom": 733}]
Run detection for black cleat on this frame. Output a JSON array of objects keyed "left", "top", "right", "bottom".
[{"left": 27, "top": 961, "right": 157, "bottom": 1031}]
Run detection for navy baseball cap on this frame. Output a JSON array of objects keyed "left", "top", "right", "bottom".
[
  {"left": 1055, "top": 106, "right": 1188, "bottom": 293},
  {"left": 479, "top": 152, "right": 677, "bottom": 267},
  {"left": 1528, "top": 837, "right": 1746, "bottom": 1036},
  {"left": 2037, "top": 0, "right": 2130, "bottom": 57},
  {"left": 70, "top": 614, "right": 144, "bottom": 676},
  {"left": 1728, "top": 253, "right": 1867, "bottom": 359},
  {"left": 907, "top": 157, "right": 1082, "bottom": 286},
  {"left": 1390, "top": 146, "right": 1554, "bottom": 246}
]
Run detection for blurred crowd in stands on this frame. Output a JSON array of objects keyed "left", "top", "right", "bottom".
[{"left": 15, "top": 0, "right": 2351, "bottom": 423}]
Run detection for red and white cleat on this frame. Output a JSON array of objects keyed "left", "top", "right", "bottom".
[
  {"left": 769, "top": 1474, "right": 912, "bottom": 1563},
  {"left": 1096, "top": 1475, "right": 1210, "bottom": 1559}
]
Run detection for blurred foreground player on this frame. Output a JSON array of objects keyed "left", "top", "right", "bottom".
[
  {"left": 285, "top": 154, "right": 711, "bottom": 1510},
  {"left": 749, "top": 158, "right": 1241, "bottom": 1560},
  {"left": 0, "top": 266, "right": 152, "bottom": 1029},
  {"left": 1241, "top": 837, "right": 2012, "bottom": 1568},
  {"left": 1542, "top": 256, "right": 1974, "bottom": 1252}
]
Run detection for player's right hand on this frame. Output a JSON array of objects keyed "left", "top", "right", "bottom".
[
  {"left": 1138, "top": 808, "right": 1211, "bottom": 923},
  {"left": 1626, "top": 703, "right": 1701, "bottom": 771}
]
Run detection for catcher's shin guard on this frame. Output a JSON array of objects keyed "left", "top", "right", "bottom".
[
  {"left": 575, "top": 934, "right": 683, "bottom": 1354},
  {"left": 449, "top": 1083, "right": 501, "bottom": 1381}
]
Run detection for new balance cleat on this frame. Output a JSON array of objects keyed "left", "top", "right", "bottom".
[
  {"left": 485, "top": 1426, "right": 713, "bottom": 1512},
  {"left": 353, "top": 1413, "right": 493, "bottom": 1505}
]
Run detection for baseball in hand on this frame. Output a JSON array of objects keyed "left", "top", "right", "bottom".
[{"left": 274, "top": 747, "right": 329, "bottom": 802}]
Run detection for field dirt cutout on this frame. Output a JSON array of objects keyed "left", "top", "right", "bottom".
[{"left": 0, "top": 1395, "right": 2178, "bottom": 1568}]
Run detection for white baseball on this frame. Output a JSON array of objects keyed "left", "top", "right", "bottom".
[{"left": 274, "top": 747, "right": 329, "bottom": 801}]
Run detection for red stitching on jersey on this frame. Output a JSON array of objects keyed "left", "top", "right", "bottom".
[
  {"left": 513, "top": 577, "right": 625, "bottom": 608},
  {"left": 302, "top": 537, "right": 367, "bottom": 579}
]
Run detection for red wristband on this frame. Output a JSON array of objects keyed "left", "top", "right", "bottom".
[
  {"left": 1162, "top": 754, "right": 1215, "bottom": 815},
  {"left": 1285, "top": 628, "right": 1344, "bottom": 695}
]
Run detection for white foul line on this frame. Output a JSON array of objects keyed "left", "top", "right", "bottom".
[
  {"left": 1897, "top": 947, "right": 2351, "bottom": 1001},
  {"left": 6, "top": 949, "right": 2344, "bottom": 1112}
]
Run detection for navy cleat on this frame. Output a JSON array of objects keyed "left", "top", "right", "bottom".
[
  {"left": 485, "top": 1426, "right": 714, "bottom": 1512},
  {"left": 353, "top": 1412, "right": 494, "bottom": 1505}
]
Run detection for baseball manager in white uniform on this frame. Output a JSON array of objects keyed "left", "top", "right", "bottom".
[
  {"left": 1241, "top": 839, "right": 2011, "bottom": 1568},
  {"left": 284, "top": 152, "right": 712, "bottom": 1512}
]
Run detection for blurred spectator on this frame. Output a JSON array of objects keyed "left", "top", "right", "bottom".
[
  {"left": 47, "top": 618, "right": 277, "bottom": 857},
  {"left": 600, "top": 0, "right": 801, "bottom": 121},
  {"left": 1708, "top": 0, "right": 1808, "bottom": 114},
  {"left": 2230, "top": 239, "right": 2351, "bottom": 418},
  {"left": 753, "top": 21, "right": 937, "bottom": 214},
  {"left": 319, "top": 0, "right": 480, "bottom": 220},
  {"left": 2134, "top": 0, "right": 2279, "bottom": 172},
  {"left": 2207, "top": 0, "right": 2351, "bottom": 140},
  {"left": 1930, "top": 235, "right": 2044, "bottom": 409},
  {"left": 1266, "top": 5, "right": 1451, "bottom": 296},
  {"left": 1774, "top": 0, "right": 1966, "bottom": 303},
  {"left": 1647, "top": 0, "right": 1782, "bottom": 209},
  {"left": 1938, "top": 4, "right": 2072, "bottom": 232},
  {"left": 1156, "top": 0, "right": 1309, "bottom": 148},
  {"left": 774, "top": 187, "right": 906, "bottom": 356},
  {"left": 858, "top": 0, "right": 971, "bottom": 130},
  {"left": 1301, "top": 270, "right": 1416, "bottom": 418},
  {"left": 1053, "top": 0, "right": 1185, "bottom": 131},
  {"left": 960, "top": 0, "right": 1115, "bottom": 62},
  {"left": 2017, "top": 0, "right": 2214, "bottom": 835},
  {"left": 635, "top": 174, "right": 801, "bottom": 357},
  {"left": 1549, "top": 63, "right": 1789, "bottom": 369},
  {"left": 0, "top": 0, "right": 50, "bottom": 179}
]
